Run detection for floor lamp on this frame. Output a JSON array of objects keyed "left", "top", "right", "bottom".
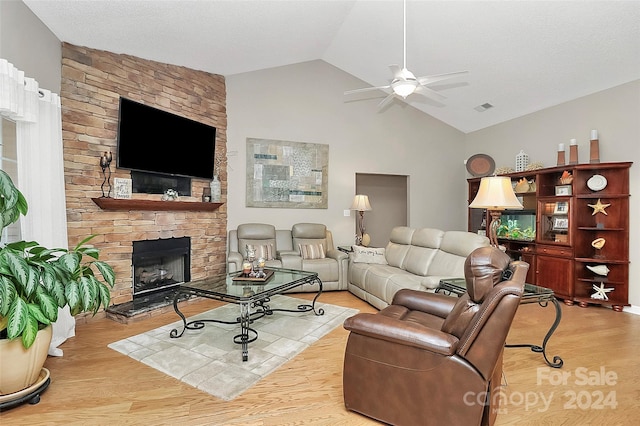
[
  {"left": 469, "top": 176, "right": 523, "bottom": 247},
  {"left": 350, "top": 194, "right": 372, "bottom": 246}
]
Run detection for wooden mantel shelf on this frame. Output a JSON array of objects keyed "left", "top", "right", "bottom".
[{"left": 92, "top": 197, "right": 223, "bottom": 212}]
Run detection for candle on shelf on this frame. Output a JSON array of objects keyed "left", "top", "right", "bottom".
[
  {"left": 569, "top": 139, "right": 578, "bottom": 164},
  {"left": 590, "top": 129, "right": 600, "bottom": 163},
  {"left": 557, "top": 143, "right": 566, "bottom": 166}
]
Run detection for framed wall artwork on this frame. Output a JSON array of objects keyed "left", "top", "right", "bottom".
[{"left": 246, "top": 138, "right": 329, "bottom": 209}]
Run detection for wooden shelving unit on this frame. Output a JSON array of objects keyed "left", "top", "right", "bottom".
[
  {"left": 468, "top": 162, "right": 631, "bottom": 311},
  {"left": 92, "top": 197, "right": 223, "bottom": 212}
]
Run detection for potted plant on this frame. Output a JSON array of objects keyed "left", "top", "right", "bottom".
[{"left": 0, "top": 169, "right": 115, "bottom": 395}]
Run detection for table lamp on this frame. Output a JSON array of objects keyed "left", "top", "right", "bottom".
[
  {"left": 469, "top": 176, "right": 523, "bottom": 247},
  {"left": 350, "top": 194, "right": 372, "bottom": 246}
]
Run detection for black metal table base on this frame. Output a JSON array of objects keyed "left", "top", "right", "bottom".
[
  {"left": 170, "top": 278, "right": 324, "bottom": 361},
  {"left": 506, "top": 297, "right": 564, "bottom": 368}
]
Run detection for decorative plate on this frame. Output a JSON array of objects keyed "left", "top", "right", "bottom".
[
  {"left": 466, "top": 154, "right": 495, "bottom": 177},
  {"left": 587, "top": 174, "right": 607, "bottom": 191}
]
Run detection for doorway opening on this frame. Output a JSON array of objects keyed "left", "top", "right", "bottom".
[{"left": 355, "top": 173, "right": 408, "bottom": 248}]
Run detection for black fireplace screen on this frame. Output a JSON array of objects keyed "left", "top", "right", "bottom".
[{"left": 132, "top": 237, "right": 191, "bottom": 296}]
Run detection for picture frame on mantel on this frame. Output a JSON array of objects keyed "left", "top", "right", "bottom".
[
  {"left": 245, "top": 138, "right": 329, "bottom": 209},
  {"left": 113, "top": 178, "right": 132, "bottom": 199}
]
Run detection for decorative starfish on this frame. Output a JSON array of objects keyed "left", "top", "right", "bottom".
[
  {"left": 587, "top": 198, "right": 611, "bottom": 215},
  {"left": 591, "top": 283, "right": 614, "bottom": 300}
]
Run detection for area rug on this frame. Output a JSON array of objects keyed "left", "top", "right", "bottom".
[{"left": 108, "top": 295, "right": 358, "bottom": 401}]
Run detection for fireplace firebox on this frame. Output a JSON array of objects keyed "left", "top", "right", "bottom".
[{"left": 132, "top": 237, "right": 190, "bottom": 297}]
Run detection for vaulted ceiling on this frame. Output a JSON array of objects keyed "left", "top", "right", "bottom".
[{"left": 23, "top": 0, "right": 640, "bottom": 133}]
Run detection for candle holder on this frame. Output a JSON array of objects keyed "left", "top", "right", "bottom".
[
  {"left": 100, "top": 151, "right": 113, "bottom": 198},
  {"left": 569, "top": 139, "right": 578, "bottom": 165},
  {"left": 556, "top": 148, "right": 566, "bottom": 166},
  {"left": 590, "top": 130, "right": 600, "bottom": 163}
]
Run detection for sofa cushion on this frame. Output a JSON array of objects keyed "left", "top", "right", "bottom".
[
  {"left": 352, "top": 246, "right": 387, "bottom": 264},
  {"left": 427, "top": 231, "right": 490, "bottom": 277},
  {"left": 246, "top": 243, "right": 275, "bottom": 261},
  {"left": 299, "top": 243, "right": 325, "bottom": 259}
]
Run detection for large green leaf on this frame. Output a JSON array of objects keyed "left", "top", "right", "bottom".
[
  {"left": 97, "top": 281, "right": 111, "bottom": 313},
  {"left": 58, "top": 252, "right": 81, "bottom": 276},
  {"left": 4, "top": 251, "right": 30, "bottom": 288},
  {"left": 21, "top": 314, "right": 39, "bottom": 349},
  {"left": 27, "top": 302, "right": 52, "bottom": 325},
  {"left": 35, "top": 287, "right": 59, "bottom": 322},
  {"left": 0, "top": 275, "right": 17, "bottom": 316},
  {"left": 0, "top": 170, "right": 18, "bottom": 210},
  {"left": 65, "top": 279, "right": 81, "bottom": 315},
  {"left": 79, "top": 275, "right": 96, "bottom": 312},
  {"left": 6, "top": 298, "right": 28, "bottom": 339},
  {"left": 94, "top": 260, "right": 116, "bottom": 287}
]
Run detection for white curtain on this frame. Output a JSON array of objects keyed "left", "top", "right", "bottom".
[{"left": 1, "top": 58, "right": 75, "bottom": 356}]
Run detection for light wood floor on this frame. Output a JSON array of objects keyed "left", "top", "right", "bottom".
[{"left": 2, "top": 291, "right": 639, "bottom": 425}]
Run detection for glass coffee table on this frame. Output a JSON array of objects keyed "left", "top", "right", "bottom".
[
  {"left": 170, "top": 268, "right": 323, "bottom": 361},
  {"left": 438, "top": 278, "right": 563, "bottom": 368}
]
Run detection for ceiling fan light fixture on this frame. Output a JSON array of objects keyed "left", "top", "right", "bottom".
[{"left": 392, "top": 79, "right": 417, "bottom": 98}]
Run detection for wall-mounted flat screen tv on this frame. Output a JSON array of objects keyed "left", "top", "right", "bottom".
[{"left": 116, "top": 97, "right": 216, "bottom": 180}]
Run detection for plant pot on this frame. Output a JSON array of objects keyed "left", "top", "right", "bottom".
[{"left": 0, "top": 325, "right": 52, "bottom": 395}]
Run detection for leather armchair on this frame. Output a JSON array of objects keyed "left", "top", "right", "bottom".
[{"left": 342, "top": 246, "right": 527, "bottom": 426}]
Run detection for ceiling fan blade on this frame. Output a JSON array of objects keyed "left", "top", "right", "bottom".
[
  {"left": 415, "top": 84, "right": 447, "bottom": 100},
  {"left": 417, "top": 70, "right": 469, "bottom": 86},
  {"left": 377, "top": 93, "right": 396, "bottom": 109},
  {"left": 344, "top": 85, "right": 392, "bottom": 96}
]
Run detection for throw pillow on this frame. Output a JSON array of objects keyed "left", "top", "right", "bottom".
[
  {"left": 352, "top": 246, "right": 388, "bottom": 264},
  {"left": 246, "top": 244, "right": 275, "bottom": 261},
  {"left": 299, "top": 243, "right": 326, "bottom": 260}
]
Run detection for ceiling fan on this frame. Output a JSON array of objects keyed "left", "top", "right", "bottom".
[{"left": 344, "top": 0, "right": 468, "bottom": 109}]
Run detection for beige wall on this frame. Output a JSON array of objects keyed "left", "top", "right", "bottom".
[
  {"left": 464, "top": 80, "right": 640, "bottom": 310},
  {"left": 226, "top": 60, "right": 467, "bottom": 247},
  {"left": 0, "top": 0, "right": 61, "bottom": 92}
]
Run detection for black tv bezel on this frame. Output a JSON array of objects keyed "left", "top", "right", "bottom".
[{"left": 116, "top": 97, "right": 216, "bottom": 180}]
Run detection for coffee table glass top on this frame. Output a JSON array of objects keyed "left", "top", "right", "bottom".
[
  {"left": 179, "top": 267, "right": 318, "bottom": 300},
  {"left": 439, "top": 278, "right": 554, "bottom": 303}
]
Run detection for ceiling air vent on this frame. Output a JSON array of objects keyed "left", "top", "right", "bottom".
[{"left": 474, "top": 103, "right": 494, "bottom": 112}]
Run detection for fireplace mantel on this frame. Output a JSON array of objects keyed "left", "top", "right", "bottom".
[{"left": 92, "top": 198, "right": 223, "bottom": 211}]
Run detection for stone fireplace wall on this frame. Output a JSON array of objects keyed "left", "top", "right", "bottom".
[{"left": 61, "top": 43, "right": 227, "bottom": 306}]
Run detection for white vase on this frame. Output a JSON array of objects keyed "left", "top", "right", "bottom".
[{"left": 210, "top": 175, "right": 221, "bottom": 202}]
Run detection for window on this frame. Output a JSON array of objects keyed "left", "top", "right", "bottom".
[{"left": 1, "top": 117, "right": 21, "bottom": 243}]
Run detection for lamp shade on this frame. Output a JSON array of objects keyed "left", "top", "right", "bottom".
[
  {"left": 350, "top": 194, "right": 372, "bottom": 211},
  {"left": 469, "top": 176, "right": 523, "bottom": 210}
]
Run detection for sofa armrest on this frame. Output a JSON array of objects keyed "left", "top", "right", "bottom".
[
  {"left": 326, "top": 248, "right": 348, "bottom": 261},
  {"left": 280, "top": 254, "right": 303, "bottom": 270},
  {"left": 227, "top": 251, "right": 243, "bottom": 273},
  {"left": 391, "top": 289, "right": 458, "bottom": 319},
  {"left": 344, "top": 313, "right": 459, "bottom": 356}
]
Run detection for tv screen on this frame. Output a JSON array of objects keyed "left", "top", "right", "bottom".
[{"left": 116, "top": 97, "right": 216, "bottom": 180}]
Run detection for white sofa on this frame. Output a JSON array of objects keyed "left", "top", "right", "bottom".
[
  {"left": 348, "top": 226, "right": 490, "bottom": 309},
  {"left": 227, "top": 223, "right": 349, "bottom": 291}
]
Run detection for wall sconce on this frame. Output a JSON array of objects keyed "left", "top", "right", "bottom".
[
  {"left": 350, "top": 194, "right": 372, "bottom": 246},
  {"left": 469, "top": 176, "right": 523, "bottom": 247}
]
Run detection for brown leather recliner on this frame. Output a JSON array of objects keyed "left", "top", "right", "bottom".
[{"left": 342, "top": 246, "right": 528, "bottom": 426}]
